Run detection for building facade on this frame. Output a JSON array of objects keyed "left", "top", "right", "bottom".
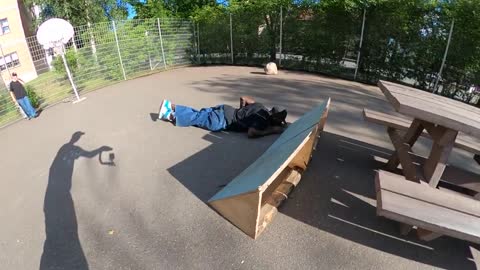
[{"left": 0, "top": 0, "right": 38, "bottom": 88}]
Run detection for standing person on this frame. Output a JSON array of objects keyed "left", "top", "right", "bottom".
[
  {"left": 9, "top": 72, "right": 37, "bottom": 119},
  {"left": 157, "top": 96, "right": 288, "bottom": 138}
]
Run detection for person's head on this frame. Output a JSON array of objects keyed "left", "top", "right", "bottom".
[
  {"left": 269, "top": 106, "right": 287, "bottom": 126},
  {"left": 70, "top": 131, "right": 85, "bottom": 143},
  {"left": 11, "top": 72, "right": 17, "bottom": 81}
]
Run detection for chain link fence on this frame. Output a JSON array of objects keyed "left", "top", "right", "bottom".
[
  {"left": 196, "top": 5, "right": 480, "bottom": 105},
  {"left": 0, "top": 18, "right": 194, "bottom": 128}
]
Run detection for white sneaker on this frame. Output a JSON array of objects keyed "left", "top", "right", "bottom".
[{"left": 158, "top": 99, "right": 173, "bottom": 121}]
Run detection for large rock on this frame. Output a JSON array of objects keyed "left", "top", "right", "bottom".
[{"left": 264, "top": 62, "right": 278, "bottom": 75}]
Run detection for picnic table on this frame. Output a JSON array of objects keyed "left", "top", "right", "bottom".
[
  {"left": 378, "top": 80, "right": 480, "bottom": 187},
  {"left": 369, "top": 81, "right": 480, "bottom": 244}
]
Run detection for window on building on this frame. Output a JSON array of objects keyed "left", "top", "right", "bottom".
[
  {"left": 0, "top": 52, "right": 20, "bottom": 70},
  {"left": 0, "top": 18, "right": 10, "bottom": 35}
]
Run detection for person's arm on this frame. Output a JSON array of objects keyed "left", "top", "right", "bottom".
[
  {"left": 240, "top": 96, "right": 255, "bottom": 108},
  {"left": 9, "top": 90, "right": 17, "bottom": 104},
  {"left": 81, "top": 146, "right": 113, "bottom": 158},
  {"left": 247, "top": 126, "right": 285, "bottom": 138}
]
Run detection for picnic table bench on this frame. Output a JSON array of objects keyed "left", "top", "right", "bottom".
[
  {"left": 376, "top": 170, "right": 480, "bottom": 244},
  {"left": 208, "top": 99, "right": 331, "bottom": 239},
  {"left": 365, "top": 81, "right": 480, "bottom": 244}
]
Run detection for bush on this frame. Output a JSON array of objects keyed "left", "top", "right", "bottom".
[
  {"left": 0, "top": 92, "right": 16, "bottom": 114},
  {"left": 52, "top": 50, "right": 78, "bottom": 75},
  {"left": 25, "top": 85, "right": 41, "bottom": 108}
]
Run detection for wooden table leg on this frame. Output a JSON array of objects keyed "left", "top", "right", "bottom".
[
  {"left": 417, "top": 228, "right": 442, "bottom": 241},
  {"left": 387, "top": 127, "right": 418, "bottom": 181},
  {"left": 471, "top": 245, "right": 480, "bottom": 269},
  {"left": 386, "top": 119, "right": 424, "bottom": 171},
  {"left": 423, "top": 128, "right": 458, "bottom": 188},
  {"left": 415, "top": 125, "right": 457, "bottom": 241}
]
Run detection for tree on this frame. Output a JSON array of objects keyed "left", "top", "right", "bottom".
[
  {"left": 129, "top": 0, "right": 172, "bottom": 19},
  {"left": 25, "top": 0, "right": 130, "bottom": 26},
  {"left": 130, "top": 0, "right": 216, "bottom": 19}
]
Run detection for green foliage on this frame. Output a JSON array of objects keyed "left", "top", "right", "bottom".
[
  {"left": 0, "top": 92, "right": 16, "bottom": 114},
  {"left": 130, "top": 0, "right": 217, "bottom": 19},
  {"left": 25, "top": 85, "right": 41, "bottom": 109},
  {"left": 193, "top": 0, "right": 480, "bottom": 99},
  {"left": 130, "top": 0, "right": 172, "bottom": 19},
  {"left": 52, "top": 50, "right": 78, "bottom": 75},
  {"left": 24, "top": 0, "right": 130, "bottom": 26}
]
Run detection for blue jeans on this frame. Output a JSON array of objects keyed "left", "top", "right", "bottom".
[
  {"left": 17, "top": 96, "right": 37, "bottom": 118},
  {"left": 175, "top": 105, "right": 227, "bottom": 131}
]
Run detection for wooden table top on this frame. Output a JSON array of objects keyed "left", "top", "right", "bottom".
[{"left": 378, "top": 80, "right": 480, "bottom": 138}]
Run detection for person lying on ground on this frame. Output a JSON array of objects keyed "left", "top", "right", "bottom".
[{"left": 157, "top": 96, "right": 288, "bottom": 138}]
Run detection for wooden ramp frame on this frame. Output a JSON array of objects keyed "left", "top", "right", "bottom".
[{"left": 208, "top": 99, "right": 331, "bottom": 239}]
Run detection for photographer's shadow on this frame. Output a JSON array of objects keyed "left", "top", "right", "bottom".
[{"left": 40, "top": 132, "right": 113, "bottom": 270}]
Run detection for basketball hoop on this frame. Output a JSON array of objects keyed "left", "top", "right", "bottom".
[
  {"left": 37, "top": 18, "right": 74, "bottom": 54},
  {"left": 36, "top": 18, "right": 85, "bottom": 103}
]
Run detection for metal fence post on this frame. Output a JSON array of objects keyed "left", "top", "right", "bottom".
[
  {"left": 279, "top": 6, "right": 283, "bottom": 67},
  {"left": 197, "top": 23, "right": 201, "bottom": 58},
  {"left": 60, "top": 46, "right": 83, "bottom": 103},
  {"left": 354, "top": 9, "right": 366, "bottom": 80},
  {"left": 192, "top": 20, "right": 197, "bottom": 59},
  {"left": 88, "top": 22, "right": 98, "bottom": 64},
  {"left": 157, "top": 18, "right": 167, "bottom": 69},
  {"left": 230, "top": 13, "right": 234, "bottom": 64},
  {"left": 433, "top": 19, "right": 455, "bottom": 93},
  {"left": 112, "top": 21, "right": 127, "bottom": 80}
]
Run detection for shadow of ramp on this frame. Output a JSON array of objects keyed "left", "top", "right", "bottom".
[
  {"left": 167, "top": 131, "right": 276, "bottom": 202},
  {"left": 280, "top": 132, "right": 477, "bottom": 269}
]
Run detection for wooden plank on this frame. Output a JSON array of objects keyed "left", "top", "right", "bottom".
[
  {"left": 313, "top": 99, "right": 330, "bottom": 151},
  {"left": 264, "top": 168, "right": 302, "bottom": 207},
  {"left": 377, "top": 170, "right": 480, "bottom": 218},
  {"left": 420, "top": 121, "right": 442, "bottom": 141},
  {"left": 378, "top": 189, "right": 480, "bottom": 244},
  {"left": 290, "top": 129, "right": 317, "bottom": 171},
  {"left": 363, "top": 108, "right": 480, "bottom": 154},
  {"left": 471, "top": 245, "right": 480, "bottom": 269},
  {"left": 209, "top": 192, "right": 260, "bottom": 239},
  {"left": 437, "top": 128, "right": 459, "bottom": 146},
  {"left": 363, "top": 108, "right": 414, "bottom": 132},
  {"left": 387, "top": 128, "right": 419, "bottom": 181},
  {"left": 379, "top": 81, "right": 480, "bottom": 114},
  {"left": 457, "top": 137, "right": 480, "bottom": 155},
  {"left": 378, "top": 169, "right": 480, "bottom": 241},
  {"left": 386, "top": 153, "right": 480, "bottom": 194},
  {"left": 424, "top": 130, "right": 457, "bottom": 188},
  {"left": 386, "top": 119, "right": 424, "bottom": 171},
  {"left": 257, "top": 168, "right": 302, "bottom": 237},
  {"left": 209, "top": 100, "right": 330, "bottom": 202},
  {"left": 256, "top": 204, "right": 277, "bottom": 238},
  {"left": 378, "top": 80, "right": 480, "bottom": 138},
  {"left": 417, "top": 228, "right": 442, "bottom": 241}
]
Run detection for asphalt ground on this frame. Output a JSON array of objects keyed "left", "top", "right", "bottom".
[{"left": 0, "top": 66, "right": 479, "bottom": 270}]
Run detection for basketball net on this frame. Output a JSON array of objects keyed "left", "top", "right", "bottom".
[{"left": 45, "top": 39, "right": 65, "bottom": 55}]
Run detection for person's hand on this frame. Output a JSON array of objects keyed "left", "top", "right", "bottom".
[{"left": 100, "top": 146, "right": 113, "bottom": 152}]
